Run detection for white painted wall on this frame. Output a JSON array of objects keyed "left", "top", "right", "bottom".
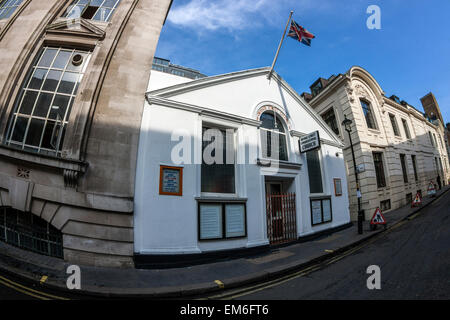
[{"left": 134, "top": 70, "right": 350, "bottom": 255}]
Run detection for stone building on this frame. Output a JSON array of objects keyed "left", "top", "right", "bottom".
[
  {"left": 420, "top": 92, "right": 450, "bottom": 172},
  {"left": 0, "top": 0, "right": 173, "bottom": 267},
  {"left": 302, "top": 66, "right": 449, "bottom": 220}
]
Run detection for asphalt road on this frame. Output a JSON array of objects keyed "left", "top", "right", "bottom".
[{"left": 233, "top": 192, "right": 450, "bottom": 300}]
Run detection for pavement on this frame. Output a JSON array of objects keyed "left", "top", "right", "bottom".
[{"left": 0, "top": 185, "right": 449, "bottom": 299}]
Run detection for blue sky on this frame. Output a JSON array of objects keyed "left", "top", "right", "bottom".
[{"left": 155, "top": 0, "right": 450, "bottom": 124}]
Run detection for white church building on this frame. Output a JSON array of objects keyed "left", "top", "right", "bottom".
[{"left": 133, "top": 63, "right": 351, "bottom": 267}]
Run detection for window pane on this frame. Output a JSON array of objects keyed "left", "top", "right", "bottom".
[
  {"left": 373, "top": 152, "right": 386, "bottom": 188},
  {"left": 49, "top": 95, "right": 70, "bottom": 120},
  {"left": 321, "top": 108, "right": 339, "bottom": 135},
  {"left": 57, "top": 72, "right": 78, "bottom": 94},
  {"left": 33, "top": 92, "right": 54, "bottom": 118},
  {"left": 25, "top": 118, "right": 44, "bottom": 147},
  {"left": 307, "top": 149, "right": 323, "bottom": 194},
  {"left": 201, "top": 127, "right": 235, "bottom": 194},
  {"left": 28, "top": 68, "right": 47, "bottom": 90},
  {"left": 42, "top": 70, "right": 63, "bottom": 92},
  {"left": 18, "top": 91, "right": 38, "bottom": 115},
  {"left": 41, "top": 121, "right": 56, "bottom": 150},
  {"left": 11, "top": 116, "right": 28, "bottom": 143},
  {"left": 38, "top": 48, "right": 58, "bottom": 68},
  {"left": 93, "top": 7, "right": 111, "bottom": 21},
  {"left": 361, "top": 100, "right": 376, "bottom": 129},
  {"left": 52, "top": 50, "right": 72, "bottom": 69}
]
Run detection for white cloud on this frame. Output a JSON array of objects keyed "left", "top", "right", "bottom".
[{"left": 167, "top": 0, "right": 291, "bottom": 32}]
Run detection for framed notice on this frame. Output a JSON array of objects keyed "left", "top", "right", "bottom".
[
  {"left": 322, "top": 199, "right": 332, "bottom": 222},
  {"left": 159, "top": 166, "right": 183, "bottom": 196},
  {"left": 199, "top": 204, "right": 223, "bottom": 240},
  {"left": 198, "top": 202, "right": 247, "bottom": 241},
  {"left": 334, "top": 178, "right": 343, "bottom": 196},
  {"left": 225, "top": 204, "right": 246, "bottom": 238},
  {"left": 310, "top": 197, "right": 333, "bottom": 226},
  {"left": 311, "top": 200, "right": 322, "bottom": 225}
]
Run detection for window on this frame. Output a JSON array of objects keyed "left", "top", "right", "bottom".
[
  {"left": 433, "top": 133, "right": 438, "bottom": 148},
  {"left": 428, "top": 132, "right": 435, "bottom": 146},
  {"left": 321, "top": 108, "right": 339, "bottom": 135},
  {"left": 373, "top": 152, "right": 386, "bottom": 188},
  {"left": 6, "top": 47, "right": 91, "bottom": 156},
  {"left": 310, "top": 198, "right": 332, "bottom": 226},
  {"left": 260, "top": 111, "right": 288, "bottom": 161},
  {"left": 401, "top": 119, "right": 411, "bottom": 139},
  {"left": 400, "top": 154, "right": 408, "bottom": 183},
  {"left": 0, "top": 0, "right": 23, "bottom": 20},
  {"left": 311, "top": 81, "right": 323, "bottom": 97},
  {"left": 411, "top": 155, "right": 418, "bottom": 181},
  {"left": 0, "top": 207, "right": 63, "bottom": 258},
  {"left": 406, "top": 193, "right": 412, "bottom": 204},
  {"left": 360, "top": 100, "right": 377, "bottom": 129},
  {"left": 201, "top": 126, "right": 235, "bottom": 194},
  {"left": 198, "top": 203, "right": 246, "bottom": 240},
  {"left": 389, "top": 114, "right": 400, "bottom": 136},
  {"left": 380, "top": 199, "right": 391, "bottom": 211},
  {"left": 65, "top": 0, "right": 122, "bottom": 22},
  {"left": 307, "top": 149, "right": 323, "bottom": 194}
]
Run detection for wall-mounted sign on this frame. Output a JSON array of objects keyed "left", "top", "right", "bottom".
[
  {"left": 334, "top": 178, "right": 343, "bottom": 196},
  {"left": 159, "top": 166, "right": 183, "bottom": 196},
  {"left": 356, "top": 164, "right": 366, "bottom": 173},
  {"left": 299, "top": 131, "right": 321, "bottom": 153}
]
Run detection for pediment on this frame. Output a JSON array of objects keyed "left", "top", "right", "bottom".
[{"left": 45, "top": 18, "right": 105, "bottom": 41}]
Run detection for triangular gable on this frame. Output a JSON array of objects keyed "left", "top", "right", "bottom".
[
  {"left": 146, "top": 67, "right": 343, "bottom": 147},
  {"left": 45, "top": 18, "right": 106, "bottom": 41}
]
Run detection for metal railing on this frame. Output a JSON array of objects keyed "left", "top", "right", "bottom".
[
  {"left": 266, "top": 193, "right": 297, "bottom": 245},
  {"left": 0, "top": 207, "right": 63, "bottom": 258}
]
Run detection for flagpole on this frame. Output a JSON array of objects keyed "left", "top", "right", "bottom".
[{"left": 267, "top": 10, "right": 293, "bottom": 80}]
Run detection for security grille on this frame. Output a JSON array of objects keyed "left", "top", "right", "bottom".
[
  {"left": 266, "top": 193, "right": 297, "bottom": 245},
  {"left": 0, "top": 207, "right": 63, "bottom": 258}
]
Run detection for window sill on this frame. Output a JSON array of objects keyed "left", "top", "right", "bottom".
[
  {"left": 257, "top": 158, "right": 302, "bottom": 170},
  {"left": 0, "top": 143, "right": 88, "bottom": 173},
  {"left": 195, "top": 196, "right": 247, "bottom": 203}
]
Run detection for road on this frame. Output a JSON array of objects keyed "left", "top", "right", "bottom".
[
  {"left": 0, "top": 192, "right": 449, "bottom": 300},
  {"left": 230, "top": 192, "right": 450, "bottom": 300}
]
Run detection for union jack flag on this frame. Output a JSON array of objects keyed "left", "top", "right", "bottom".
[{"left": 287, "top": 20, "right": 315, "bottom": 46}]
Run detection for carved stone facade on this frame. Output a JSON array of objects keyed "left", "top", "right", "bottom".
[
  {"left": 307, "top": 67, "right": 449, "bottom": 220},
  {"left": 0, "top": 0, "right": 172, "bottom": 267}
]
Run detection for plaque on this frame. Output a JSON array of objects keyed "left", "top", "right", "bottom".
[
  {"left": 334, "top": 178, "right": 342, "bottom": 196},
  {"left": 159, "top": 166, "right": 183, "bottom": 196}
]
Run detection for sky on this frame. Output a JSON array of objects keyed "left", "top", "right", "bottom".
[{"left": 155, "top": 0, "right": 450, "bottom": 124}]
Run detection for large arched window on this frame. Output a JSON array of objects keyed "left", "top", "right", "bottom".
[{"left": 260, "top": 111, "right": 288, "bottom": 161}]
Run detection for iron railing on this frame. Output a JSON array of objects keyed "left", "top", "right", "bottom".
[
  {"left": 266, "top": 193, "right": 297, "bottom": 245},
  {"left": 0, "top": 207, "right": 63, "bottom": 258}
]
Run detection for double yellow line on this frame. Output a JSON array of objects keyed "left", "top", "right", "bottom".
[{"left": 0, "top": 274, "right": 69, "bottom": 300}]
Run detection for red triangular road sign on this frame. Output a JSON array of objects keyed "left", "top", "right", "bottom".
[
  {"left": 370, "top": 207, "right": 386, "bottom": 225},
  {"left": 411, "top": 192, "right": 422, "bottom": 207}
]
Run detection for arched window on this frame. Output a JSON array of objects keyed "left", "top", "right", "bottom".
[
  {"left": 0, "top": 207, "right": 63, "bottom": 258},
  {"left": 260, "top": 111, "right": 288, "bottom": 161}
]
